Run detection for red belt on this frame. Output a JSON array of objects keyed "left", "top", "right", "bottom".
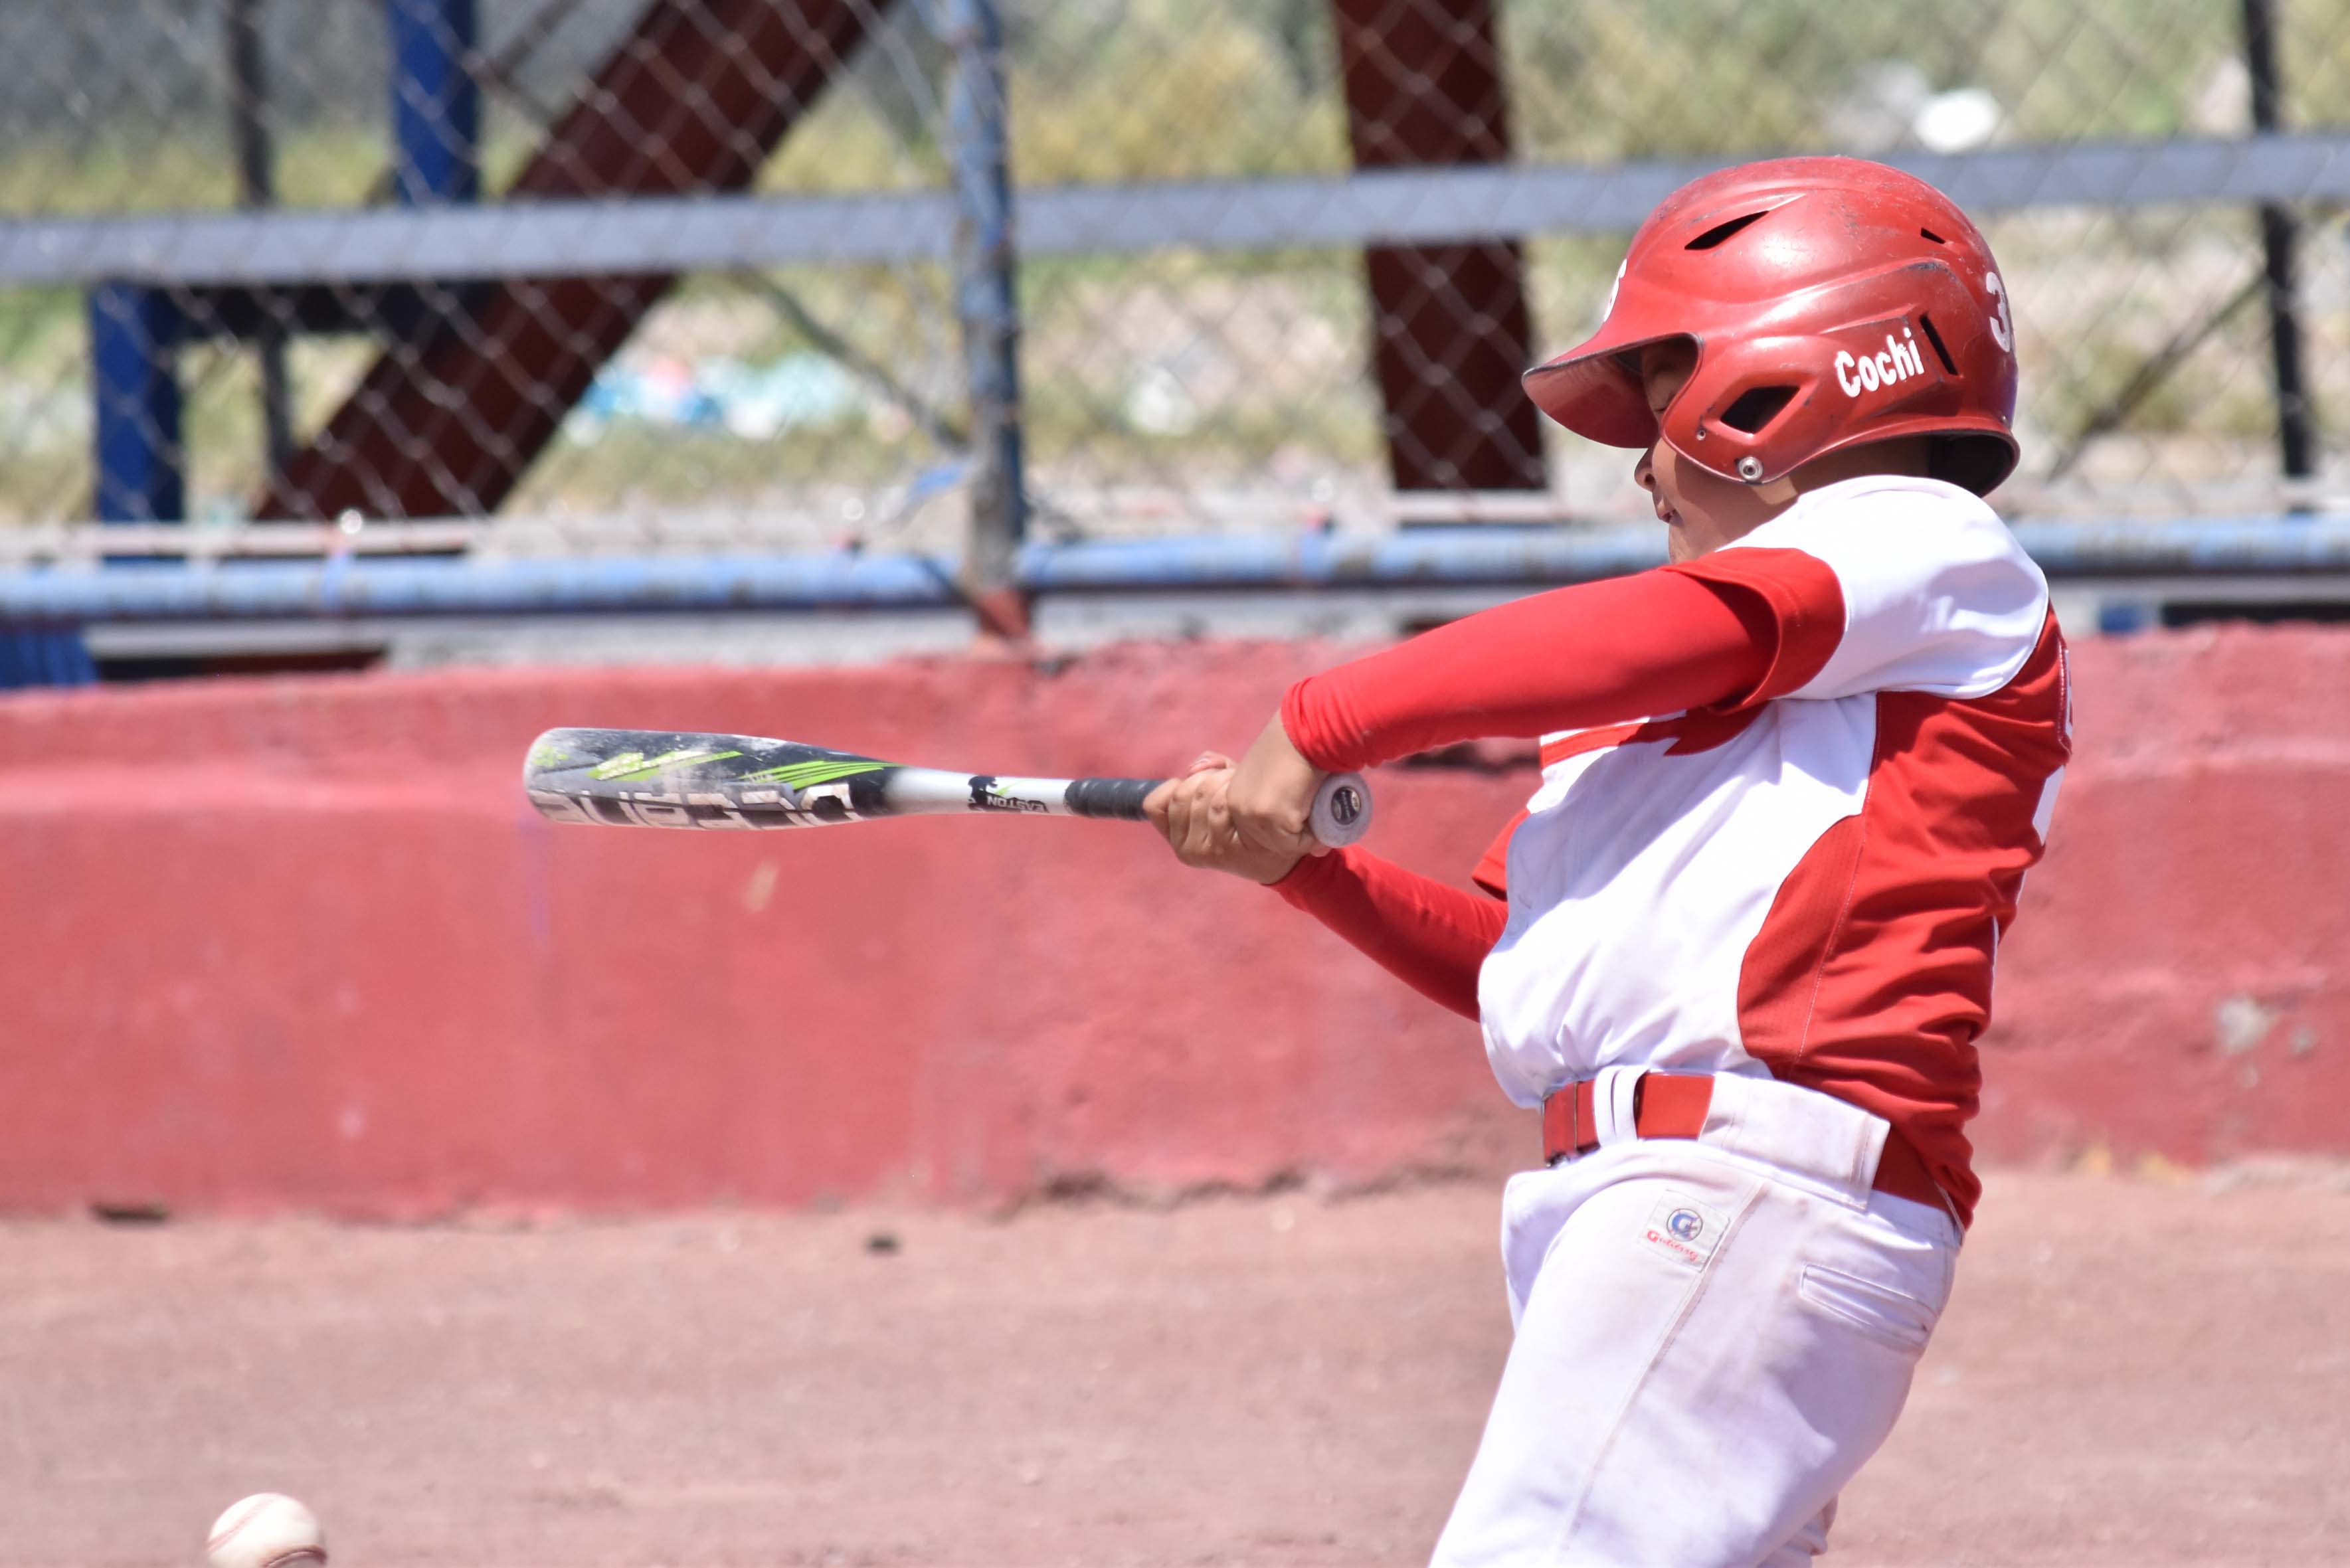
[{"left": 1540, "top": 1073, "right": 1945, "bottom": 1211}]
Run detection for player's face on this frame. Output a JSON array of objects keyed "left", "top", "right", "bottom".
[{"left": 1633, "top": 341, "right": 1782, "bottom": 561}]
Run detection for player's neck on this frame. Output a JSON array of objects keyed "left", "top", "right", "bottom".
[{"left": 1688, "top": 439, "right": 1939, "bottom": 557}]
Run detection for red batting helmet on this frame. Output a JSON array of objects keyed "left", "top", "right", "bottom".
[{"left": 1523, "top": 156, "right": 2020, "bottom": 495}]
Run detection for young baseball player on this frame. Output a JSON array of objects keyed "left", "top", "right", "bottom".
[{"left": 1146, "top": 157, "right": 2070, "bottom": 1565}]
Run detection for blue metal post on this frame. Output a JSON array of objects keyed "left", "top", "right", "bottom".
[
  {"left": 90, "top": 282, "right": 185, "bottom": 523},
  {"left": 389, "top": 0, "right": 480, "bottom": 205},
  {"left": 945, "top": 0, "right": 1029, "bottom": 636},
  {"left": 0, "top": 626, "right": 98, "bottom": 685},
  {"left": 46, "top": 282, "right": 179, "bottom": 686}
]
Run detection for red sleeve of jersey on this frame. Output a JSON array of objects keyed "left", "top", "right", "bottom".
[
  {"left": 1663, "top": 547, "right": 1847, "bottom": 710},
  {"left": 1279, "top": 555, "right": 1845, "bottom": 772},
  {"left": 1273, "top": 847, "right": 1506, "bottom": 1021}
]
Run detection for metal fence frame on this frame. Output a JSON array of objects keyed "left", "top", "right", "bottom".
[
  {"left": 4, "top": 0, "right": 2349, "bottom": 655},
  {"left": 12, "top": 131, "right": 2350, "bottom": 286}
]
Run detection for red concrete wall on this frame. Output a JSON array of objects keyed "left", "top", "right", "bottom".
[
  {"left": 1977, "top": 626, "right": 2350, "bottom": 1166},
  {"left": 0, "top": 627, "right": 2342, "bottom": 1217}
]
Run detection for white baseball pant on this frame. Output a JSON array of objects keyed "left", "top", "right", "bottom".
[{"left": 1429, "top": 1071, "right": 1962, "bottom": 1567}]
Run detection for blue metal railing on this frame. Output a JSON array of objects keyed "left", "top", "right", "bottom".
[{"left": 3, "top": 518, "right": 2342, "bottom": 627}]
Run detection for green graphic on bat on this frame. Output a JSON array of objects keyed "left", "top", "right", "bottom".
[
  {"left": 587, "top": 747, "right": 743, "bottom": 782},
  {"left": 735, "top": 758, "right": 890, "bottom": 788}
]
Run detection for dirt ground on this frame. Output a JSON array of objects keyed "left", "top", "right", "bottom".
[{"left": 8, "top": 1169, "right": 2348, "bottom": 1568}]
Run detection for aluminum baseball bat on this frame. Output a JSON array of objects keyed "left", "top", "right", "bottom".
[{"left": 523, "top": 727, "right": 1372, "bottom": 846}]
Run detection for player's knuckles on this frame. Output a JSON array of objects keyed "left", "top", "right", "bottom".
[
  {"left": 1189, "top": 808, "right": 1238, "bottom": 863},
  {"left": 1159, "top": 792, "right": 1202, "bottom": 850},
  {"left": 1182, "top": 831, "right": 1235, "bottom": 872},
  {"left": 1174, "top": 787, "right": 1224, "bottom": 845},
  {"left": 1174, "top": 795, "right": 1224, "bottom": 859}
]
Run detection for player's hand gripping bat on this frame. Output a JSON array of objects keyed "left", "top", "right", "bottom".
[{"left": 522, "top": 727, "right": 1373, "bottom": 845}]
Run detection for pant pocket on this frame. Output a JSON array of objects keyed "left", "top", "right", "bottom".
[{"left": 1797, "top": 1262, "right": 1936, "bottom": 1352}]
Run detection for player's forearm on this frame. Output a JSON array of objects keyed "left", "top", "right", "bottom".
[
  {"left": 1273, "top": 847, "right": 1504, "bottom": 1021},
  {"left": 1280, "top": 568, "right": 1783, "bottom": 772}
]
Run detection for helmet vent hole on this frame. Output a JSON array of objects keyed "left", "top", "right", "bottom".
[
  {"left": 1920, "top": 227, "right": 1948, "bottom": 245},
  {"left": 1718, "top": 385, "right": 1796, "bottom": 434},
  {"left": 1686, "top": 211, "right": 1769, "bottom": 250},
  {"left": 1916, "top": 313, "right": 1960, "bottom": 374}
]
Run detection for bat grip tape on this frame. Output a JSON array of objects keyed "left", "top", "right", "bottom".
[{"left": 1063, "top": 777, "right": 1160, "bottom": 820}]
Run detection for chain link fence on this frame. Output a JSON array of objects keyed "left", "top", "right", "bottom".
[{"left": 3, "top": 0, "right": 2348, "bottom": 557}]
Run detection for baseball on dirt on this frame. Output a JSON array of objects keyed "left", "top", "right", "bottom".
[{"left": 204, "top": 1494, "right": 326, "bottom": 1568}]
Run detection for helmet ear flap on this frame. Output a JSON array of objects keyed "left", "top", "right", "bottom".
[{"left": 1659, "top": 345, "right": 1822, "bottom": 484}]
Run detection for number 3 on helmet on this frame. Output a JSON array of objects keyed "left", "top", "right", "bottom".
[{"left": 1522, "top": 156, "right": 2021, "bottom": 496}]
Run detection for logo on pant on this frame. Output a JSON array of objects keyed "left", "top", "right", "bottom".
[{"left": 1643, "top": 1192, "right": 1726, "bottom": 1267}]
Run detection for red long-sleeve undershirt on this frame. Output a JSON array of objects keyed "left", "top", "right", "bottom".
[
  {"left": 1281, "top": 565, "right": 1803, "bottom": 772},
  {"left": 1269, "top": 566, "right": 1817, "bottom": 1016},
  {"left": 1274, "top": 848, "right": 1505, "bottom": 1019}
]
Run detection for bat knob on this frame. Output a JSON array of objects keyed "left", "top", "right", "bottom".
[{"left": 1310, "top": 772, "right": 1373, "bottom": 847}]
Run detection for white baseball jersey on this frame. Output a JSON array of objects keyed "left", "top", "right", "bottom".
[{"left": 1471, "top": 474, "right": 2072, "bottom": 1223}]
